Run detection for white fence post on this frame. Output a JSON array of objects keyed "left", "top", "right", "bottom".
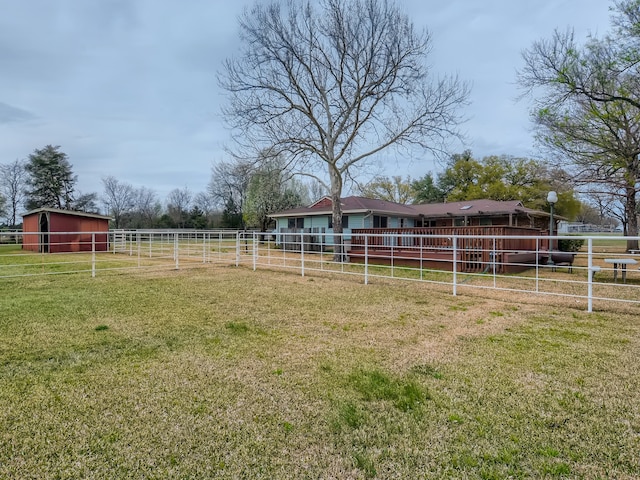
[
  {"left": 91, "top": 233, "right": 96, "bottom": 278},
  {"left": 202, "top": 232, "right": 206, "bottom": 263},
  {"left": 535, "top": 238, "right": 540, "bottom": 293},
  {"left": 364, "top": 234, "right": 369, "bottom": 285},
  {"left": 253, "top": 232, "right": 258, "bottom": 271},
  {"left": 300, "top": 231, "right": 305, "bottom": 277},
  {"left": 492, "top": 237, "right": 497, "bottom": 288},
  {"left": 174, "top": 232, "right": 179, "bottom": 270},
  {"left": 588, "top": 238, "right": 594, "bottom": 313},
  {"left": 236, "top": 232, "right": 241, "bottom": 267},
  {"left": 452, "top": 235, "right": 458, "bottom": 296}
]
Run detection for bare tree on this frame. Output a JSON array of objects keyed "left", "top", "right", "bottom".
[
  {"left": 132, "top": 187, "right": 160, "bottom": 228},
  {"left": 166, "top": 187, "right": 192, "bottom": 228},
  {"left": 518, "top": 1, "right": 640, "bottom": 250},
  {"left": 306, "top": 179, "right": 327, "bottom": 204},
  {"left": 0, "top": 159, "right": 27, "bottom": 227},
  {"left": 102, "top": 176, "right": 136, "bottom": 228},
  {"left": 193, "top": 191, "right": 217, "bottom": 227},
  {"left": 208, "top": 159, "right": 254, "bottom": 216},
  {"left": 220, "top": 0, "right": 468, "bottom": 259}
]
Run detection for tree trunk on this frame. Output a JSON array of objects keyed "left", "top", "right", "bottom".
[
  {"left": 624, "top": 184, "right": 639, "bottom": 251},
  {"left": 329, "top": 167, "right": 344, "bottom": 263}
]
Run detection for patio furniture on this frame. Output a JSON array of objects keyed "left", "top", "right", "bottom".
[{"left": 603, "top": 258, "right": 638, "bottom": 283}]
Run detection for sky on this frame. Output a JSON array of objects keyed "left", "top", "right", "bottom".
[{"left": 0, "top": 0, "right": 614, "bottom": 205}]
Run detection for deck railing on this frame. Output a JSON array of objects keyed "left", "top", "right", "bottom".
[{"left": 350, "top": 227, "right": 543, "bottom": 272}]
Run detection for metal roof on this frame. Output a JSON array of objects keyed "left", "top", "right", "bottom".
[{"left": 22, "top": 207, "right": 112, "bottom": 221}]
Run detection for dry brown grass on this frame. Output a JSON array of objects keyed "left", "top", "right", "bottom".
[{"left": 1, "top": 265, "right": 639, "bottom": 478}]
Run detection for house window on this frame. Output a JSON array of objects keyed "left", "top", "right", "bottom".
[
  {"left": 288, "top": 217, "right": 304, "bottom": 229},
  {"left": 454, "top": 218, "right": 466, "bottom": 227},
  {"left": 328, "top": 215, "right": 349, "bottom": 229},
  {"left": 400, "top": 218, "right": 406, "bottom": 228},
  {"left": 373, "top": 215, "right": 388, "bottom": 228},
  {"left": 479, "top": 218, "right": 492, "bottom": 226}
]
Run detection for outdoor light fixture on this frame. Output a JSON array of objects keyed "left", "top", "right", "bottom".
[{"left": 547, "top": 191, "right": 558, "bottom": 265}]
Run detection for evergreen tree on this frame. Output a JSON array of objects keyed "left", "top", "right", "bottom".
[{"left": 24, "top": 145, "right": 77, "bottom": 210}]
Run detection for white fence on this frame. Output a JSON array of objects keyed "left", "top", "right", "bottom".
[{"left": 2, "top": 229, "right": 640, "bottom": 313}]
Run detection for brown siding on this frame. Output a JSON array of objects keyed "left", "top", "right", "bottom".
[
  {"left": 49, "top": 213, "right": 109, "bottom": 253},
  {"left": 22, "top": 211, "right": 109, "bottom": 253},
  {"left": 22, "top": 214, "right": 40, "bottom": 252}
]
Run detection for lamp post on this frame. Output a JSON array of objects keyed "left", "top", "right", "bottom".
[{"left": 547, "top": 190, "right": 558, "bottom": 265}]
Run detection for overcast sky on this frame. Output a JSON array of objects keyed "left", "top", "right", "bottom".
[{"left": 0, "top": 0, "right": 613, "bottom": 203}]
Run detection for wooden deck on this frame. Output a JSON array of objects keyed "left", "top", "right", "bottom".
[{"left": 348, "top": 226, "right": 548, "bottom": 273}]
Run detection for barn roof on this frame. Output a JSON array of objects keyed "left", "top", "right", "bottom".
[{"left": 22, "top": 207, "right": 112, "bottom": 221}]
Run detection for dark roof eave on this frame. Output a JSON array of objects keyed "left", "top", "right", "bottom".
[
  {"left": 270, "top": 208, "right": 371, "bottom": 218},
  {"left": 22, "top": 207, "right": 113, "bottom": 221}
]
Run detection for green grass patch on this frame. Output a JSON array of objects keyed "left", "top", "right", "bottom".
[{"left": 1, "top": 268, "right": 639, "bottom": 478}]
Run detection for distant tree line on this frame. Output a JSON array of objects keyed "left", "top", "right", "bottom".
[
  {"left": 0, "top": 144, "right": 623, "bottom": 231},
  {"left": 0, "top": 145, "right": 323, "bottom": 231}
]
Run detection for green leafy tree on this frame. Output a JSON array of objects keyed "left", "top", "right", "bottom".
[
  {"left": 411, "top": 172, "right": 445, "bottom": 204},
  {"left": 73, "top": 192, "right": 100, "bottom": 213},
  {"left": 220, "top": 0, "right": 469, "bottom": 260},
  {"left": 357, "top": 176, "right": 414, "bottom": 204},
  {"left": 188, "top": 206, "right": 208, "bottom": 229},
  {"left": 24, "top": 145, "right": 77, "bottom": 211},
  {"left": 221, "top": 198, "right": 243, "bottom": 228},
  {"left": 429, "top": 151, "right": 581, "bottom": 220}
]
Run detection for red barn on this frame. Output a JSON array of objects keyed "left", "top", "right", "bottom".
[{"left": 22, "top": 208, "right": 111, "bottom": 253}]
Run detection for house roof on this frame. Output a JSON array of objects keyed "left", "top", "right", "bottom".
[
  {"left": 270, "top": 196, "right": 550, "bottom": 219},
  {"left": 270, "top": 196, "right": 418, "bottom": 218},
  {"left": 22, "top": 207, "right": 112, "bottom": 221},
  {"left": 410, "top": 199, "right": 546, "bottom": 218}
]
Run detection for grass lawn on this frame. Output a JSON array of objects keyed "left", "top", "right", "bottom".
[{"left": 1, "top": 266, "right": 639, "bottom": 479}]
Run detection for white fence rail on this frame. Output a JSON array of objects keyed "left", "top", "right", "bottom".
[{"left": 2, "top": 230, "right": 640, "bottom": 313}]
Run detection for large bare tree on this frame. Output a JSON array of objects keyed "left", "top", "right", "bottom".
[
  {"left": 518, "top": 1, "right": 640, "bottom": 250},
  {"left": 220, "top": 0, "right": 468, "bottom": 258}
]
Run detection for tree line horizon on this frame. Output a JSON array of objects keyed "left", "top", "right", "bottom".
[{"left": 0, "top": 144, "right": 620, "bottom": 232}]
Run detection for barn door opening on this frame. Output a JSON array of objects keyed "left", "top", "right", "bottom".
[{"left": 39, "top": 212, "right": 49, "bottom": 253}]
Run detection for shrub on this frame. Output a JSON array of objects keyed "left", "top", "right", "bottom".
[{"left": 558, "top": 238, "right": 584, "bottom": 252}]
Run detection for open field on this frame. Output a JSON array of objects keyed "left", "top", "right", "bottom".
[{"left": 1, "top": 266, "right": 639, "bottom": 479}]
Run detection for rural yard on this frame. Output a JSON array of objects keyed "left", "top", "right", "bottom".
[{"left": 1, "top": 265, "right": 639, "bottom": 479}]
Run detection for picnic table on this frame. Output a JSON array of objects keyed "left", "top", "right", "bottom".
[{"left": 603, "top": 258, "right": 638, "bottom": 283}]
